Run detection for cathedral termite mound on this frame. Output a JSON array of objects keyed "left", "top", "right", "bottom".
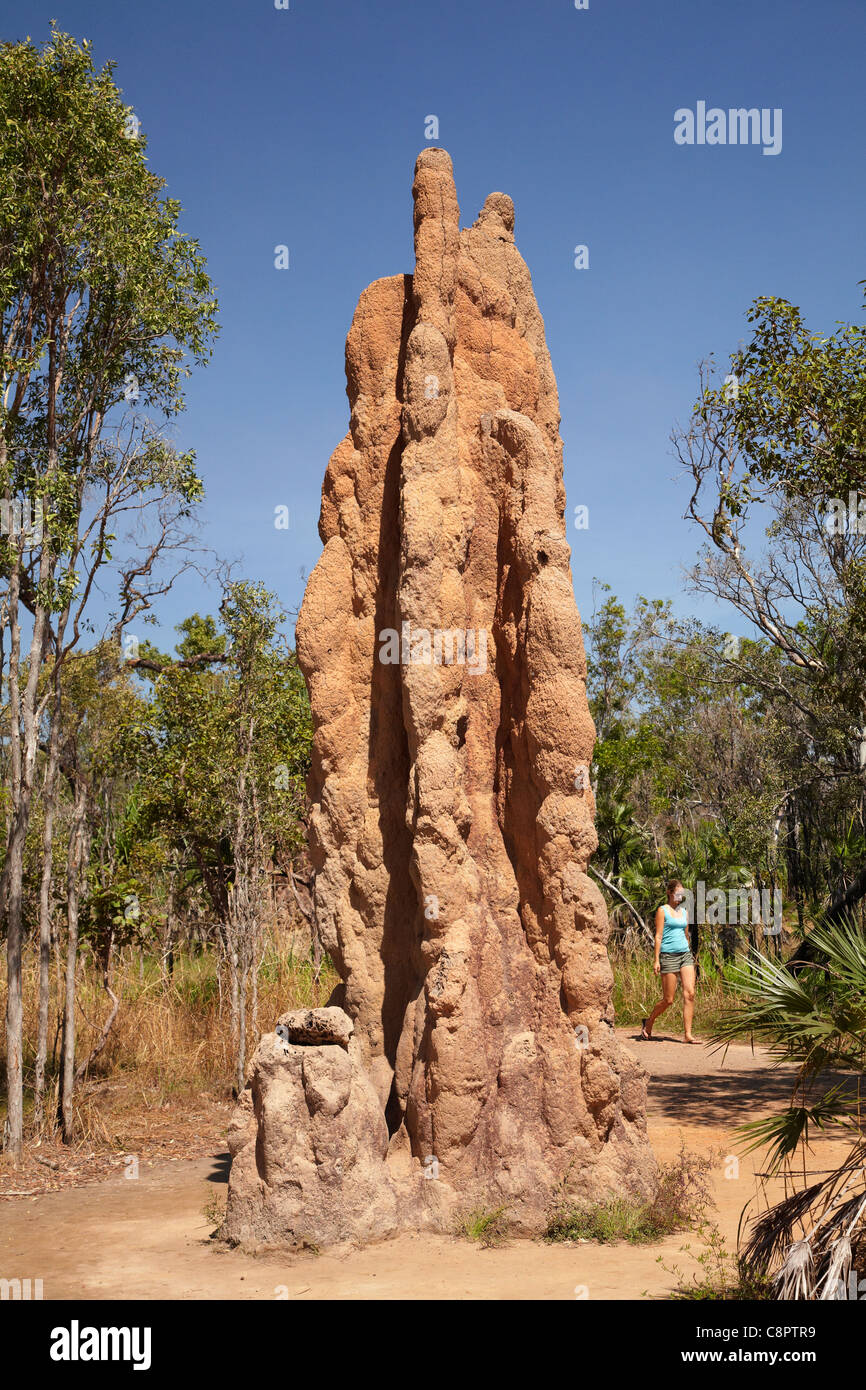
[{"left": 224, "top": 148, "right": 657, "bottom": 1249}]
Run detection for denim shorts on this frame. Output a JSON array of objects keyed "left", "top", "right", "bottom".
[{"left": 659, "top": 949, "right": 694, "bottom": 974}]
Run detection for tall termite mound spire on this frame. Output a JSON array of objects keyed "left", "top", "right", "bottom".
[{"left": 225, "top": 151, "right": 656, "bottom": 1247}]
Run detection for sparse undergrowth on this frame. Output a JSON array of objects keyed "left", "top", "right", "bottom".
[
  {"left": 202, "top": 1190, "right": 227, "bottom": 1239},
  {"left": 456, "top": 1205, "right": 511, "bottom": 1248},
  {"left": 0, "top": 932, "right": 338, "bottom": 1145},
  {"left": 545, "top": 1142, "right": 715, "bottom": 1245},
  {"left": 661, "top": 1221, "right": 774, "bottom": 1300}
]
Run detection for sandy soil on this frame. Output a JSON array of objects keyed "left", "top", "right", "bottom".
[{"left": 0, "top": 1027, "right": 850, "bottom": 1300}]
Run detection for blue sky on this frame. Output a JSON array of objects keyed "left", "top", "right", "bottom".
[{"left": 8, "top": 0, "right": 866, "bottom": 649}]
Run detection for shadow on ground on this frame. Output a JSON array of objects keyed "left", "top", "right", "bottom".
[
  {"left": 207, "top": 1152, "right": 231, "bottom": 1183},
  {"left": 624, "top": 1030, "right": 857, "bottom": 1129}
]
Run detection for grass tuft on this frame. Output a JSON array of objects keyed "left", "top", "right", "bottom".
[
  {"left": 456, "top": 1205, "right": 510, "bottom": 1248},
  {"left": 545, "top": 1142, "right": 715, "bottom": 1245}
]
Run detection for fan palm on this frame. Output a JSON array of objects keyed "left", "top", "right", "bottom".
[{"left": 711, "top": 915, "right": 866, "bottom": 1298}]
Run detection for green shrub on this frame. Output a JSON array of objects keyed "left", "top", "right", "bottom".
[
  {"left": 457, "top": 1206, "right": 510, "bottom": 1248},
  {"left": 545, "top": 1142, "right": 714, "bottom": 1245}
]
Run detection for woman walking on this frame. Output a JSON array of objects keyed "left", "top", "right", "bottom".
[{"left": 640, "top": 878, "right": 698, "bottom": 1043}]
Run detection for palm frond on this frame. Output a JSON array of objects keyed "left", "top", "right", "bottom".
[
  {"left": 742, "top": 1184, "right": 825, "bottom": 1273},
  {"left": 773, "top": 1240, "right": 814, "bottom": 1300},
  {"left": 735, "top": 1092, "right": 852, "bottom": 1172}
]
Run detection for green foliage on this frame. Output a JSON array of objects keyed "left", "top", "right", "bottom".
[
  {"left": 700, "top": 293, "right": 866, "bottom": 500},
  {"left": 131, "top": 586, "right": 313, "bottom": 922},
  {"left": 456, "top": 1206, "right": 510, "bottom": 1247},
  {"left": 662, "top": 1223, "right": 774, "bottom": 1300},
  {"left": 585, "top": 556, "right": 866, "bottom": 963},
  {"left": 546, "top": 1197, "right": 663, "bottom": 1245},
  {"left": 585, "top": 588, "right": 788, "bottom": 940},
  {"left": 713, "top": 916, "right": 866, "bottom": 1173},
  {"left": 546, "top": 1145, "right": 715, "bottom": 1245},
  {"left": 0, "top": 25, "right": 218, "bottom": 414},
  {"left": 175, "top": 614, "right": 225, "bottom": 660},
  {"left": 0, "top": 25, "right": 217, "bottom": 604},
  {"left": 81, "top": 879, "right": 148, "bottom": 957},
  {"left": 708, "top": 919, "right": 866, "bottom": 1296},
  {"left": 586, "top": 584, "right": 669, "bottom": 799}
]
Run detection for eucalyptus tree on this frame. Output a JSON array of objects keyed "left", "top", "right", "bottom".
[
  {"left": 47, "top": 644, "right": 146, "bottom": 1140},
  {"left": 132, "top": 587, "right": 312, "bottom": 1092},
  {"left": 0, "top": 28, "right": 217, "bottom": 1155},
  {"left": 673, "top": 284, "right": 866, "bottom": 933}
]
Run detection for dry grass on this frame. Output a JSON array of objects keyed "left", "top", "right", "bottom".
[{"left": 0, "top": 920, "right": 339, "bottom": 1152}]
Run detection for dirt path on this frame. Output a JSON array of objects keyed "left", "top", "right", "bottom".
[{"left": 1, "top": 1029, "right": 848, "bottom": 1300}]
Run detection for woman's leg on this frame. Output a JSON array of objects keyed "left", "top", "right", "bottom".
[
  {"left": 643, "top": 971, "right": 677, "bottom": 1035},
  {"left": 679, "top": 962, "right": 697, "bottom": 1041}
]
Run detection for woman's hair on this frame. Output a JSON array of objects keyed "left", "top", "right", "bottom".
[{"left": 666, "top": 878, "right": 682, "bottom": 895}]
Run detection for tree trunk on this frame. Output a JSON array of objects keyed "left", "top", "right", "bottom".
[
  {"left": 3, "top": 841, "right": 25, "bottom": 1160},
  {"left": 60, "top": 782, "right": 91, "bottom": 1144},
  {"left": 162, "top": 877, "right": 176, "bottom": 983},
  {"left": 587, "top": 863, "right": 654, "bottom": 945},
  {"left": 75, "top": 930, "right": 118, "bottom": 1083},
  {"left": 34, "top": 717, "right": 62, "bottom": 1128},
  {"left": 236, "top": 943, "right": 249, "bottom": 1097},
  {"left": 2, "top": 556, "right": 25, "bottom": 1161},
  {"left": 1, "top": 474, "right": 55, "bottom": 1157}
]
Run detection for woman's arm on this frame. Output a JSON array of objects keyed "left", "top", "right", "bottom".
[{"left": 653, "top": 906, "right": 665, "bottom": 975}]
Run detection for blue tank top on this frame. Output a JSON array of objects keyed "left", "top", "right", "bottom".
[{"left": 660, "top": 905, "right": 689, "bottom": 953}]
